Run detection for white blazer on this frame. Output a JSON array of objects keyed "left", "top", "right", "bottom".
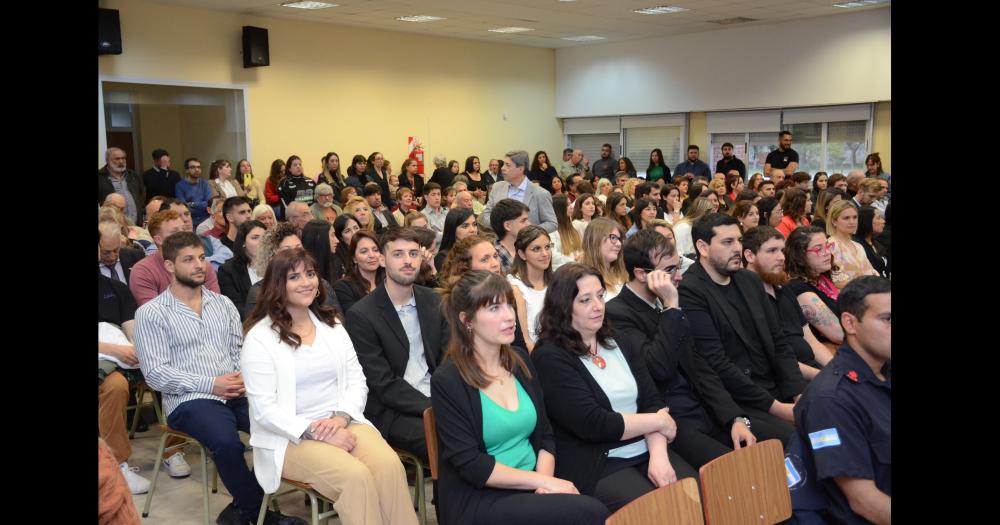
[{"left": 241, "top": 311, "right": 374, "bottom": 493}]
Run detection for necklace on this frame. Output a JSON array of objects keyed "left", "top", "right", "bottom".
[{"left": 586, "top": 346, "right": 606, "bottom": 369}]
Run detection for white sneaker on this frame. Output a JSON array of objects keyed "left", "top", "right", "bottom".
[
  {"left": 162, "top": 451, "right": 192, "bottom": 478},
  {"left": 120, "top": 462, "right": 150, "bottom": 494}
]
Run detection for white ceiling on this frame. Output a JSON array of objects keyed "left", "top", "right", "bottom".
[{"left": 149, "top": 0, "right": 890, "bottom": 48}]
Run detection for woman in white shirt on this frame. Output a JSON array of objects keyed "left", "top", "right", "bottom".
[
  {"left": 661, "top": 184, "right": 684, "bottom": 225},
  {"left": 242, "top": 248, "right": 417, "bottom": 525},
  {"left": 209, "top": 159, "right": 247, "bottom": 200},
  {"left": 507, "top": 226, "right": 553, "bottom": 351},
  {"left": 571, "top": 193, "right": 600, "bottom": 239},
  {"left": 580, "top": 218, "right": 628, "bottom": 302},
  {"left": 549, "top": 195, "right": 582, "bottom": 271},
  {"left": 670, "top": 197, "right": 715, "bottom": 259}
]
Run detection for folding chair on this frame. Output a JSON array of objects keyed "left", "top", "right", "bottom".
[
  {"left": 699, "top": 439, "right": 792, "bottom": 525},
  {"left": 605, "top": 477, "right": 704, "bottom": 525},
  {"left": 258, "top": 478, "right": 338, "bottom": 525}
]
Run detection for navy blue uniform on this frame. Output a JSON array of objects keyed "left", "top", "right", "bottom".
[{"left": 793, "top": 344, "right": 891, "bottom": 524}]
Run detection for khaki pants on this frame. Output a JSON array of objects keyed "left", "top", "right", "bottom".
[
  {"left": 98, "top": 371, "right": 131, "bottom": 464},
  {"left": 282, "top": 423, "right": 418, "bottom": 525}
]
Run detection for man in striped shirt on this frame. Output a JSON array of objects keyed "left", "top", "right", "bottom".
[{"left": 135, "top": 231, "right": 306, "bottom": 525}]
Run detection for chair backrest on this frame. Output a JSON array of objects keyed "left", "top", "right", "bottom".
[
  {"left": 606, "top": 477, "right": 704, "bottom": 525},
  {"left": 699, "top": 439, "right": 792, "bottom": 525},
  {"left": 422, "top": 407, "right": 439, "bottom": 480}
]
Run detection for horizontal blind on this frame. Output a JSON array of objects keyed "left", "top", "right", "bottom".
[
  {"left": 707, "top": 110, "right": 781, "bottom": 133},
  {"left": 782, "top": 104, "right": 871, "bottom": 125},
  {"left": 568, "top": 133, "right": 620, "bottom": 171},
  {"left": 620, "top": 114, "right": 685, "bottom": 129},
  {"left": 624, "top": 126, "right": 682, "bottom": 179},
  {"left": 563, "top": 117, "right": 621, "bottom": 135}
]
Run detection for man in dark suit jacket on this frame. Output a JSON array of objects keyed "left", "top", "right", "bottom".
[
  {"left": 344, "top": 227, "right": 448, "bottom": 463},
  {"left": 607, "top": 229, "right": 736, "bottom": 469},
  {"left": 479, "top": 150, "right": 557, "bottom": 233},
  {"left": 141, "top": 149, "right": 181, "bottom": 203},
  {"left": 677, "top": 213, "right": 806, "bottom": 446},
  {"left": 99, "top": 147, "right": 147, "bottom": 226},
  {"left": 99, "top": 222, "right": 145, "bottom": 285},
  {"left": 362, "top": 182, "right": 399, "bottom": 235}
]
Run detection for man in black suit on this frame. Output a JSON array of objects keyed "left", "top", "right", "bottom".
[
  {"left": 363, "top": 182, "right": 399, "bottom": 234},
  {"left": 141, "top": 148, "right": 181, "bottom": 203},
  {"left": 677, "top": 213, "right": 806, "bottom": 446},
  {"left": 99, "top": 222, "right": 144, "bottom": 285},
  {"left": 344, "top": 227, "right": 448, "bottom": 463}
]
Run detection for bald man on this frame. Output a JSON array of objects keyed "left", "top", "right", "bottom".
[
  {"left": 559, "top": 148, "right": 590, "bottom": 179},
  {"left": 99, "top": 222, "right": 145, "bottom": 285},
  {"left": 104, "top": 193, "right": 127, "bottom": 216},
  {"left": 846, "top": 170, "right": 866, "bottom": 199},
  {"left": 285, "top": 201, "right": 312, "bottom": 234}
]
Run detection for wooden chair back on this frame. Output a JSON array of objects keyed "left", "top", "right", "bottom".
[
  {"left": 699, "top": 439, "right": 792, "bottom": 524},
  {"left": 605, "top": 477, "right": 704, "bottom": 525},
  {"left": 422, "top": 407, "right": 439, "bottom": 480}
]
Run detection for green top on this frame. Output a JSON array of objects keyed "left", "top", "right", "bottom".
[
  {"left": 648, "top": 165, "right": 666, "bottom": 182},
  {"left": 480, "top": 378, "right": 538, "bottom": 472}
]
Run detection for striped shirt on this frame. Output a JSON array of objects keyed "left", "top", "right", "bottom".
[{"left": 134, "top": 286, "right": 244, "bottom": 418}]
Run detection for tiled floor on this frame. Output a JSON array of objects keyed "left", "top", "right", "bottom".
[{"left": 128, "top": 423, "right": 437, "bottom": 524}]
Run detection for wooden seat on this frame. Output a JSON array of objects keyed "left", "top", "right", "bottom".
[
  {"left": 422, "top": 407, "right": 439, "bottom": 481},
  {"left": 699, "top": 439, "right": 792, "bottom": 525},
  {"left": 605, "top": 477, "right": 704, "bottom": 525}
]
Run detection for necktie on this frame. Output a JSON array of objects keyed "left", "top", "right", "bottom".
[{"left": 105, "top": 265, "right": 122, "bottom": 282}]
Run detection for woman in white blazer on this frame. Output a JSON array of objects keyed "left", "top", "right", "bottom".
[{"left": 242, "top": 248, "right": 417, "bottom": 525}]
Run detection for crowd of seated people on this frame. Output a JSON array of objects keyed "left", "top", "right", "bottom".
[{"left": 98, "top": 139, "right": 890, "bottom": 524}]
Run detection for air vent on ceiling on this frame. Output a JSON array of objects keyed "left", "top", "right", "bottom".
[{"left": 708, "top": 17, "right": 758, "bottom": 25}]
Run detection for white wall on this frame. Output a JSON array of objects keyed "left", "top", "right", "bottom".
[{"left": 555, "top": 8, "right": 890, "bottom": 118}]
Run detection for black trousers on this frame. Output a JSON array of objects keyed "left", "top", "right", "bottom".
[
  {"left": 671, "top": 406, "right": 735, "bottom": 469},
  {"left": 475, "top": 489, "right": 609, "bottom": 525},
  {"left": 376, "top": 411, "right": 429, "bottom": 465},
  {"left": 742, "top": 406, "right": 794, "bottom": 448},
  {"left": 593, "top": 450, "right": 698, "bottom": 513}
]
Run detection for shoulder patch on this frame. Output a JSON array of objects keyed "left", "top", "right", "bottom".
[{"left": 809, "top": 428, "right": 841, "bottom": 450}]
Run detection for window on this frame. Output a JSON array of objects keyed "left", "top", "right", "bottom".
[
  {"left": 785, "top": 123, "right": 822, "bottom": 175},
  {"left": 624, "top": 126, "right": 682, "bottom": 179},
  {"left": 827, "top": 121, "right": 868, "bottom": 174},
  {"left": 567, "top": 133, "right": 619, "bottom": 171},
  {"left": 710, "top": 132, "right": 748, "bottom": 172},
  {"left": 748, "top": 132, "right": 779, "bottom": 178}
]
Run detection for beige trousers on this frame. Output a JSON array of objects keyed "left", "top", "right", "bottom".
[{"left": 282, "top": 423, "right": 418, "bottom": 525}]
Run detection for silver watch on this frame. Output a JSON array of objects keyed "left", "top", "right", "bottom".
[
  {"left": 334, "top": 411, "right": 353, "bottom": 426},
  {"left": 733, "top": 416, "right": 751, "bottom": 429}
]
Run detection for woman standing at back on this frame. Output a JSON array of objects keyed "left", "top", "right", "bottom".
[{"left": 645, "top": 149, "right": 670, "bottom": 183}]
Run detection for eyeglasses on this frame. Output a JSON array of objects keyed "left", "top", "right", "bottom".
[
  {"left": 805, "top": 241, "right": 836, "bottom": 255},
  {"left": 606, "top": 234, "right": 622, "bottom": 245},
  {"left": 640, "top": 264, "right": 681, "bottom": 275},
  {"left": 528, "top": 243, "right": 555, "bottom": 254}
]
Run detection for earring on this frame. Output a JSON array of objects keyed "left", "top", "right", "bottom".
[{"left": 466, "top": 324, "right": 473, "bottom": 333}]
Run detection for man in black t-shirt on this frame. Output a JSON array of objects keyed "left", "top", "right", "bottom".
[
  {"left": 765, "top": 131, "right": 799, "bottom": 178},
  {"left": 715, "top": 142, "right": 746, "bottom": 181}
]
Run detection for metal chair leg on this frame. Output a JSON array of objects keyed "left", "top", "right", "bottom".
[
  {"left": 142, "top": 431, "right": 170, "bottom": 517},
  {"left": 256, "top": 493, "right": 271, "bottom": 525},
  {"left": 414, "top": 460, "right": 426, "bottom": 525},
  {"left": 200, "top": 443, "right": 211, "bottom": 525},
  {"left": 307, "top": 491, "right": 320, "bottom": 525}
]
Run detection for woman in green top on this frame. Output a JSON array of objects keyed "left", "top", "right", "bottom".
[
  {"left": 431, "top": 271, "right": 608, "bottom": 525},
  {"left": 646, "top": 148, "right": 671, "bottom": 182}
]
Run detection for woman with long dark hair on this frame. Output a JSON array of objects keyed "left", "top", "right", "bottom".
[
  {"left": 853, "top": 206, "right": 888, "bottom": 279},
  {"left": 345, "top": 155, "right": 368, "bottom": 194},
  {"left": 529, "top": 151, "right": 559, "bottom": 192},
  {"left": 784, "top": 226, "right": 844, "bottom": 346},
  {"left": 463, "top": 156, "right": 493, "bottom": 203},
  {"left": 277, "top": 155, "right": 317, "bottom": 214},
  {"left": 218, "top": 219, "right": 267, "bottom": 320},
  {"left": 237, "top": 159, "right": 263, "bottom": 208},
  {"left": 242, "top": 248, "right": 417, "bottom": 525},
  {"left": 431, "top": 270, "right": 609, "bottom": 525},
  {"left": 508, "top": 226, "right": 553, "bottom": 350},
  {"left": 531, "top": 264, "right": 692, "bottom": 513},
  {"left": 332, "top": 231, "right": 384, "bottom": 314},
  {"left": 625, "top": 198, "right": 658, "bottom": 239},
  {"left": 571, "top": 193, "right": 600, "bottom": 238},
  {"left": 645, "top": 149, "right": 670, "bottom": 183},
  {"left": 755, "top": 197, "right": 783, "bottom": 230},
  {"left": 617, "top": 157, "right": 637, "bottom": 179},
  {"left": 603, "top": 193, "right": 631, "bottom": 235},
  {"left": 301, "top": 219, "right": 343, "bottom": 284},
  {"left": 776, "top": 187, "right": 812, "bottom": 238},
  {"left": 435, "top": 208, "right": 478, "bottom": 270},
  {"left": 265, "top": 158, "right": 285, "bottom": 220},
  {"left": 810, "top": 171, "right": 828, "bottom": 204},
  {"left": 580, "top": 218, "right": 628, "bottom": 301}
]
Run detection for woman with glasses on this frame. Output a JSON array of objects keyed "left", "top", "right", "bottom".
[
  {"left": 825, "top": 200, "right": 877, "bottom": 289},
  {"left": 783, "top": 226, "right": 844, "bottom": 346},
  {"left": 507, "top": 226, "right": 553, "bottom": 351},
  {"left": 580, "top": 218, "right": 629, "bottom": 302},
  {"left": 531, "top": 263, "right": 692, "bottom": 513}
]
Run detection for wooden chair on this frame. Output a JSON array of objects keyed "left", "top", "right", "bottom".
[
  {"left": 422, "top": 407, "right": 438, "bottom": 481},
  {"left": 605, "top": 477, "right": 704, "bottom": 525},
  {"left": 699, "top": 439, "right": 792, "bottom": 525}
]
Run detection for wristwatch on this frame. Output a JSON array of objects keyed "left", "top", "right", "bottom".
[
  {"left": 733, "top": 416, "right": 751, "bottom": 429},
  {"left": 334, "top": 411, "right": 353, "bottom": 426}
]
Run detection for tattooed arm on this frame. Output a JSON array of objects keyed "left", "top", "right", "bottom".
[{"left": 797, "top": 292, "right": 844, "bottom": 344}]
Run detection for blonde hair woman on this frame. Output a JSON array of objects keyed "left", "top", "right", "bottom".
[
  {"left": 550, "top": 194, "right": 582, "bottom": 270},
  {"left": 825, "top": 200, "right": 877, "bottom": 289},
  {"left": 580, "top": 217, "right": 628, "bottom": 301},
  {"left": 343, "top": 196, "right": 375, "bottom": 233},
  {"left": 671, "top": 197, "right": 716, "bottom": 258}
]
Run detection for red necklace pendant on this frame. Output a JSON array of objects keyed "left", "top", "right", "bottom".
[{"left": 590, "top": 354, "right": 606, "bottom": 369}]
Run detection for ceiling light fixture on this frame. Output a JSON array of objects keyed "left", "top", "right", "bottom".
[
  {"left": 488, "top": 27, "right": 534, "bottom": 33},
  {"left": 562, "top": 35, "right": 605, "bottom": 42},
  {"left": 634, "top": 5, "right": 689, "bottom": 15},
  {"left": 280, "top": 1, "right": 338, "bottom": 9},
  {"left": 396, "top": 15, "right": 446, "bottom": 23},
  {"left": 833, "top": 0, "right": 889, "bottom": 7}
]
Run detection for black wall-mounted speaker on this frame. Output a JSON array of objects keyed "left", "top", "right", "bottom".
[
  {"left": 242, "top": 26, "right": 270, "bottom": 68},
  {"left": 98, "top": 8, "right": 123, "bottom": 55}
]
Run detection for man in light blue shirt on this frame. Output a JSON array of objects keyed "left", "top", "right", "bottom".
[{"left": 480, "top": 150, "right": 558, "bottom": 233}]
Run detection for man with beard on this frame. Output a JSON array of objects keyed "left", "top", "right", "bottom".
[
  {"left": 344, "top": 227, "right": 448, "bottom": 464},
  {"left": 129, "top": 210, "right": 221, "bottom": 306},
  {"left": 220, "top": 196, "right": 253, "bottom": 252},
  {"left": 310, "top": 183, "right": 342, "bottom": 222},
  {"left": 765, "top": 131, "right": 799, "bottom": 178},
  {"left": 160, "top": 198, "right": 233, "bottom": 270},
  {"left": 677, "top": 213, "right": 806, "bottom": 446},
  {"left": 99, "top": 147, "right": 146, "bottom": 226},
  {"left": 134, "top": 231, "right": 307, "bottom": 525},
  {"left": 591, "top": 143, "right": 618, "bottom": 181},
  {"left": 742, "top": 226, "right": 834, "bottom": 381},
  {"left": 715, "top": 143, "right": 746, "bottom": 181}
]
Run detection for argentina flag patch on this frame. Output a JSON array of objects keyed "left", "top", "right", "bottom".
[{"left": 808, "top": 428, "right": 841, "bottom": 450}]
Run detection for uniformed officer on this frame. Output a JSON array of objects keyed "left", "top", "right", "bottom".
[{"left": 793, "top": 276, "right": 890, "bottom": 525}]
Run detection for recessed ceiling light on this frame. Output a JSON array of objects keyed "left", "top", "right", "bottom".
[
  {"left": 488, "top": 27, "right": 534, "bottom": 33},
  {"left": 833, "top": 0, "right": 888, "bottom": 7},
  {"left": 280, "top": 1, "right": 338, "bottom": 9},
  {"left": 396, "top": 15, "right": 446, "bottom": 23},
  {"left": 634, "top": 5, "right": 689, "bottom": 15},
  {"left": 562, "top": 35, "right": 605, "bottom": 42}
]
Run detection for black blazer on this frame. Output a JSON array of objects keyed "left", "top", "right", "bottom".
[
  {"left": 372, "top": 207, "right": 400, "bottom": 235},
  {"left": 218, "top": 259, "right": 253, "bottom": 320},
  {"left": 398, "top": 173, "right": 425, "bottom": 199},
  {"left": 344, "top": 285, "right": 449, "bottom": 432},
  {"left": 333, "top": 278, "right": 368, "bottom": 315},
  {"left": 530, "top": 339, "right": 663, "bottom": 496},
  {"left": 141, "top": 167, "right": 181, "bottom": 202},
  {"left": 677, "top": 260, "right": 806, "bottom": 424},
  {"left": 118, "top": 246, "right": 145, "bottom": 285},
  {"left": 605, "top": 287, "right": 721, "bottom": 419},
  {"left": 431, "top": 347, "right": 555, "bottom": 525}
]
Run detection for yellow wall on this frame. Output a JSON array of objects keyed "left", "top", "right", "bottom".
[
  {"left": 687, "top": 112, "right": 707, "bottom": 150},
  {"left": 98, "top": 0, "right": 563, "bottom": 175},
  {"left": 872, "top": 101, "right": 891, "bottom": 172}
]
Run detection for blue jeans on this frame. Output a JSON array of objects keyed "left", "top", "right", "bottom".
[{"left": 167, "top": 397, "right": 262, "bottom": 521}]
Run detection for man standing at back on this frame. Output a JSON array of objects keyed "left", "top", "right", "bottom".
[
  {"left": 765, "top": 131, "right": 799, "bottom": 178},
  {"left": 99, "top": 147, "right": 146, "bottom": 226},
  {"left": 344, "top": 227, "right": 448, "bottom": 464},
  {"left": 591, "top": 143, "right": 618, "bottom": 181},
  {"left": 674, "top": 145, "right": 712, "bottom": 180},
  {"left": 559, "top": 148, "right": 590, "bottom": 180},
  {"left": 142, "top": 148, "right": 181, "bottom": 202},
  {"left": 480, "top": 150, "right": 557, "bottom": 233},
  {"left": 715, "top": 143, "right": 746, "bottom": 181},
  {"left": 175, "top": 157, "right": 213, "bottom": 227}
]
